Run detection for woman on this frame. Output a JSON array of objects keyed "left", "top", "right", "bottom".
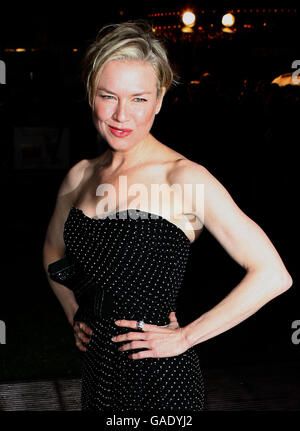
[{"left": 43, "top": 21, "right": 292, "bottom": 411}]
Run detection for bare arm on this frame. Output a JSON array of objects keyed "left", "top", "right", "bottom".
[
  {"left": 42, "top": 159, "right": 88, "bottom": 326},
  {"left": 172, "top": 161, "right": 293, "bottom": 348}
]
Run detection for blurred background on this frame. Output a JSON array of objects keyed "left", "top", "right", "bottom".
[{"left": 0, "top": 2, "right": 299, "bottom": 385}]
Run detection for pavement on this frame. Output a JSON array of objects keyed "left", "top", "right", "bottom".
[{"left": 0, "top": 359, "right": 299, "bottom": 411}]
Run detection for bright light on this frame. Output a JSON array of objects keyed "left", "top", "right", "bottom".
[
  {"left": 222, "top": 27, "right": 234, "bottom": 34},
  {"left": 181, "top": 26, "right": 193, "bottom": 33},
  {"left": 272, "top": 72, "right": 300, "bottom": 87},
  {"left": 182, "top": 11, "right": 196, "bottom": 27},
  {"left": 222, "top": 13, "right": 235, "bottom": 27}
]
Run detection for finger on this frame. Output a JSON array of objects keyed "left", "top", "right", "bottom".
[
  {"left": 75, "top": 339, "right": 87, "bottom": 352},
  {"left": 115, "top": 319, "right": 172, "bottom": 333},
  {"left": 129, "top": 349, "right": 157, "bottom": 360},
  {"left": 169, "top": 311, "right": 178, "bottom": 321},
  {"left": 115, "top": 319, "right": 156, "bottom": 332},
  {"left": 77, "top": 331, "right": 91, "bottom": 343},
  {"left": 112, "top": 331, "right": 148, "bottom": 343},
  {"left": 74, "top": 326, "right": 91, "bottom": 343},
  {"left": 79, "top": 322, "right": 93, "bottom": 335},
  {"left": 118, "top": 341, "right": 149, "bottom": 351}
]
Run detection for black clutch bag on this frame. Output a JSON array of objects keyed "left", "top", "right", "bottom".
[
  {"left": 48, "top": 255, "right": 82, "bottom": 290},
  {"left": 48, "top": 255, "right": 115, "bottom": 323},
  {"left": 48, "top": 255, "right": 95, "bottom": 324}
]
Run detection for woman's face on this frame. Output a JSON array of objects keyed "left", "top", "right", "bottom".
[{"left": 93, "top": 59, "right": 165, "bottom": 150}]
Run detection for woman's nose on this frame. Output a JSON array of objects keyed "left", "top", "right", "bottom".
[{"left": 113, "top": 101, "right": 129, "bottom": 123}]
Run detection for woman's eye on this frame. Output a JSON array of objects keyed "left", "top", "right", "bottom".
[
  {"left": 133, "top": 97, "right": 147, "bottom": 102},
  {"left": 99, "top": 94, "right": 115, "bottom": 100}
]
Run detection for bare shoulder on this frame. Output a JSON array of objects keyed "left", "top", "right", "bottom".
[
  {"left": 58, "top": 158, "right": 91, "bottom": 198},
  {"left": 168, "top": 157, "right": 218, "bottom": 187},
  {"left": 168, "top": 158, "right": 241, "bottom": 223}
]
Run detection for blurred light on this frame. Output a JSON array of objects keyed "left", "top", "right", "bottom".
[
  {"left": 73, "top": 48, "right": 78, "bottom": 52},
  {"left": 16, "top": 48, "right": 26, "bottom": 52},
  {"left": 190, "top": 80, "right": 200, "bottom": 84},
  {"left": 272, "top": 73, "right": 300, "bottom": 87},
  {"left": 182, "top": 11, "right": 196, "bottom": 27},
  {"left": 222, "top": 27, "right": 234, "bottom": 34},
  {"left": 222, "top": 13, "right": 235, "bottom": 27},
  {"left": 181, "top": 26, "right": 193, "bottom": 33}
]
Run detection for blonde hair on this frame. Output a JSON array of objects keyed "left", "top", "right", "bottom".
[{"left": 82, "top": 20, "right": 176, "bottom": 108}]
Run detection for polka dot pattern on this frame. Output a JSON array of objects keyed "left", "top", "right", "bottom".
[{"left": 64, "top": 206, "right": 205, "bottom": 411}]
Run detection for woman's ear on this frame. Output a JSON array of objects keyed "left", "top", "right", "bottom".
[{"left": 155, "top": 87, "right": 166, "bottom": 115}]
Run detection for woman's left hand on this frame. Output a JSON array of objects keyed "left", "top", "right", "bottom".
[{"left": 111, "top": 312, "right": 189, "bottom": 359}]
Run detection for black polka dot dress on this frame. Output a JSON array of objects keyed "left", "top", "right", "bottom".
[{"left": 64, "top": 206, "right": 205, "bottom": 411}]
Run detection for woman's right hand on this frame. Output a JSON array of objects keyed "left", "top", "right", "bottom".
[{"left": 73, "top": 321, "right": 93, "bottom": 352}]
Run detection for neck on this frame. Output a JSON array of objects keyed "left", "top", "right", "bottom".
[{"left": 103, "top": 134, "right": 157, "bottom": 171}]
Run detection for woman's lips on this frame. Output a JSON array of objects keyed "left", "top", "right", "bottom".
[{"left": 108, "top": 125, "right": 133, "bottom": 138}]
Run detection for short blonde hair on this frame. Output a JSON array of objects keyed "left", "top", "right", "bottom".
[{"left": 82, "top": 20, "right": 176, "bottom": 108}]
